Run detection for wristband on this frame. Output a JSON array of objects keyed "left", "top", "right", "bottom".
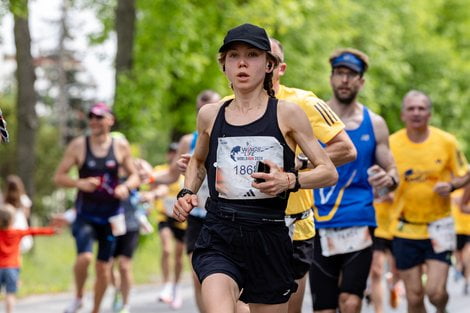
[
  {"left": 177, "top": 188, "right": 195, "bottom": 199},
  {"left": 289, "top": 170, "right": 301, "bottom": 192},
  {"left": 449, "top": 182, "right": 456, "bottom": 193},
  {"left": 389, "top": 175, "right": 398, "bottom": 188}
]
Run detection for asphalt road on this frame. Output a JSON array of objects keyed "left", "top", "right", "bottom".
[{"left": 14, "top": 273, "right": 469, "bottom": 313}]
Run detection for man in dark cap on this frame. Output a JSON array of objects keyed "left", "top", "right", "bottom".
[
  {"left": 54, "top": 102, "right": 139, "bottom": 313},
  {"left": 309, "top": 48, "right": 398, "bottom": 313}
]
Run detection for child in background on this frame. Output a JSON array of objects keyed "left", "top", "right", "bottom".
[
  {"left": 3, "top": 175, "right": 34, "bottom": 253},
  {"left": 0, "top": 204, "right": 56, "bottom": 313}
]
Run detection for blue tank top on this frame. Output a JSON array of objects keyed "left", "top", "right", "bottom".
[
  {"left": 313, "top": 107, "right": 376, "bottom": 228},
  {"left": 75, "top": 137, "right": 121, "bottom": 224},
  {"left": 205, "top": 98, "right": 295, "bottom": 212}
]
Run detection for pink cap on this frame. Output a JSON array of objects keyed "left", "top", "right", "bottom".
[{"left": 89, "top": 102, "right": 112, "bottom": 116}]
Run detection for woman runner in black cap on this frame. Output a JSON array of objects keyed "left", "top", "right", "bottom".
[{"left": 173, "top": 23, "right": 338, "bottom": 313}]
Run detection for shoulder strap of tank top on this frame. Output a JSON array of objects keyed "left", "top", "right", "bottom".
[
  {"left": 362, "top": 106, "right": 372, "bottom": 124},
  {"left": 266, "top": 97, "right": 278, "bottom": 118},
  {"left": 211, "top": 99, "right": 234, "bottom": 136}
]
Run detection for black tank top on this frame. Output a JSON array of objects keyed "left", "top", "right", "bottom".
[
  {"left": 75, "top": 136, "right": 121, "bottom": 224},
  {"left": 205, "top": 97, "right": 295, "bottom": 212}
]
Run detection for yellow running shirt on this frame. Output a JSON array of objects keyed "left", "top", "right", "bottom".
[
  {"left": 451, "top": 189, "right": 470, "bottom": 235},
  {"left": 390, "top": 127, "right": 468, "bottom": 239},
  {"left": 374, "top": 197, "right": 398, "bottom": 240},
  {"left": 279, "top": 85, "right": 344, "bottom": 240}
]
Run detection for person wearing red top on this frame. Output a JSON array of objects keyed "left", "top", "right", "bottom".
[{"left": 0, "top": 204, "right": 55, "bottom": 313}]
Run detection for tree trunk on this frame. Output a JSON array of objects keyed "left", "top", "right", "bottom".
[
  {"left": 114, "top": 0, "right": 136, "bottom": 103},
  {"left": 14, "top": 12, "right": 38, "bottom": 198}
]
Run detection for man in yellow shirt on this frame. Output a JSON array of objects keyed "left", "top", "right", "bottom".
[
  {"left": 390, "top": 90, "right": 470, "bottom": 313},
  {"left": 269, "top": 39, "right": 356, "bottom": 313}
]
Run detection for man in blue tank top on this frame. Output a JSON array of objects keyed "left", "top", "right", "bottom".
[
  {"left": 54, "top": 102, "right": 139, "bottom": 313},
  {"left": 309, "top": 49, "right": 399, "bottom": 313}
]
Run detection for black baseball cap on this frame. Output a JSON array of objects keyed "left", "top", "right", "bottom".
[{"left": 219, "top": 23, "right": 271, "bottom": 52}]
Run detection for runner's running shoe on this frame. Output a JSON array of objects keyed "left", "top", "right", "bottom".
[{"left": 64, "top": 298, "right": 83, "bottom": 313}]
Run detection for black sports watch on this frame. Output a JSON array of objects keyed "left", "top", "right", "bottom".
[
  {"left": 297, "top": 154, "right": 308, "bottom": 170},
  {"left": 176, "top": 188, "right": 195, "bottom": 199}
]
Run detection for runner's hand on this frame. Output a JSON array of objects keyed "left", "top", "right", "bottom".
[
  {"left": 433, "top": 181, "right": 452, "bottom": 197},
  {"left": 176, "top": 154, "right": 191, "bottom": 173},
  {"left": 173, "top": 194, "right": 198, "bottom": 222},
  {"left": 252, "top": 160, "right": 290, "bottom": 195},
  {"left": 76, "top": 177, "right": 100, "bottom": 192},
  {"left": 114, "top": 184, "right": 130, "bottom": 200},
  {"left": 367, "top": 165, "right": 390, "bottom": 189}
]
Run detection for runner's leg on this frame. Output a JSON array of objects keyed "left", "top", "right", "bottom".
[
  {"left": 425, "top": 260, "right": 449, "bottom": 313},
  {"left": 202, "top": 273, "right": 240, "bottom": 313}
]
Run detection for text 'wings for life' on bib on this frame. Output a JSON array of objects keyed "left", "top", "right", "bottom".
[{"left": 215, "top": 136, "right": 284, "bottom": 200}]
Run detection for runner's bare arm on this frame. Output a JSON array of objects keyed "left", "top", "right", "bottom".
[
  {"left": 368, "top": 113, "right": 398, "bottom": 191},
  {"left": 183, "top": 103, "right": 219, "bottom": 193},
  {"left": 114, "top": 138, "right": 140, "bottom": 200},
  {"left": 460, "top": 183, "right": 470, "bottom": 214},
  {"left": 53, "top": 137, "right": 99, "bottom": 192},
  {"left": 298, "top": 97, "right": 356, "bottom": 167},
  {"left": 324, "top": 131, "right": 356, "bottom": 166},
  {"left": 173, "top": 102, "right": 220, "bottom": 221},
  {"left": 152, "top": 134, "right": 192, "bottom": 185}
]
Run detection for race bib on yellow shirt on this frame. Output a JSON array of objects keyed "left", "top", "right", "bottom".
[
  {"left": 428, "top": 216, "right": 456, "bottom": 253},
  {"left": 216, "top": 136, "right": 283, "bottom": 200},
  {"left": 319, "top": 226, "right": 372, "bottom": 257}
]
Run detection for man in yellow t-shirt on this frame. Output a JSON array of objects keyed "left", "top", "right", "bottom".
[
  {"left": 270, "top": 39, "right": 357, "bottom": 313},
  {"left": 152, "top": 144, "right": 188, "bottom": 309},
  {"left": 390, "top": 90, "right": 470, "bottom": 313}
]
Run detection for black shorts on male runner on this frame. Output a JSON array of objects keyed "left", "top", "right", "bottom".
[
  {"left": 372, "top": 235, "right": 393, "bottom": 252},
  {"left": 392, "top": 237, "right": 452, "bottom": 270},
  {"left": 292, "top": 237, "right": 315, "bottom": 280},
  {"left": 158, "top": 217, "right": 186, "bottom": 243},
  {"left": 192, "top": 211, "right": 297, "bottom": 304},
  {"left": 309, "top": 232, "right": 372, "bottom": 311},
  {"left": 113, "top": 230, "right": 139, "bottom": 258},
  {"left": 457, "top": 234, "right": 470, "bottom": 251}
]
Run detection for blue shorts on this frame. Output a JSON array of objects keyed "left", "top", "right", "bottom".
[
  {"left": 72, "top": 215, "right": 116, "bottom": 261},
  {"left": 392, "top": 237, "right": 452, "bottom": 270},
  {"left": 0, "top": 268, "right": 20, "bottom": 293}
]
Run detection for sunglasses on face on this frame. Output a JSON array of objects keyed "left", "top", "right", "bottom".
[{"left": 88, "top": 113, "right": 105, "bottom": 120}]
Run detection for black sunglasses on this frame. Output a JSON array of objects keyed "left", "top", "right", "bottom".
[{"left": 88, "top": 113, "right": 105, "bottom": 120}]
